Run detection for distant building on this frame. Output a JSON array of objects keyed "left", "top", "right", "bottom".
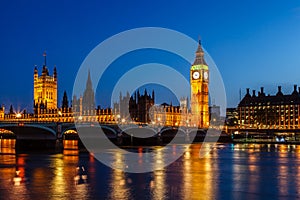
[
  {"left": 62, "top": 91, "right": 69, "bottom": 110},
  {"left": 72, "top": 70, "right": 97, "bottom": 116},
  {"left": 82, "top": 70, "right": 95, "bottom": 115},
  {"left": 72, "top": 71, "right": 113, "bottom": 123},
  {"left": 238, "top": 85, "right": 300, "bottom": 129},
  {"left": 33, "top": 52, "right": 57, "bottom": 113},
  {"left": 1, "top": 41, "right": 212, "bottom": 127},
  {"left": 0, "top": 105, "right": 4, "bottom": 120},
  {"left": 225, "top": 108, "right": 238, "bottom": 127},
  {"left": 209, "top": 105, "right": 220, "bottom": 122},
  {"left": 115, "top": 89, "right": 155, "bottom": 123},
  {"left": 150, "top": 103, "right": 182, "bottom": 127},
  {"left": 114, "top": 40, "right": 210, "bottom": 127}
]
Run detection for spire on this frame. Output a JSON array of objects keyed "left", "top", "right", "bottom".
[
  {"left": 86, "top": 69, "right": 93, "bottom": 90},
  {"left": 193, "top": 38, "right": 207, "bottom": 66},
  {"left": 62, "top": 90, "right": 69, "bottom": 109},
  {"left": 34, "top": 65, "right": 38, "bottom": 75},
  {"left": 9, "top": 104, "right": 14, "bottom": 114},
  {"left": 82, "top": 69, "right": 95, "bottom": 113},
  {"left": 43, "top": 51, "right": 47, "bottom": 66},
  {"left": 152, "top": 90, "right": 155, "bottom": 101},
  {"left": 53, "top": 65, "right": 57, "bottom": 80},
  {"left": 42, "top": 51, "right": 49, "bottom": 76}
]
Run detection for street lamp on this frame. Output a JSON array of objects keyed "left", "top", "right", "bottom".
[
  {"left": 16, "top": 112, "right": 22, "bottom": 126},
  {"left": 157, "top": 117, "right": 161, "bottom": 126},
  {"left": 58, "top": 111, "right": 62, "bottom": 122},
  {"left": 16, "top": 113, "right": 22, "bottom": 119}
]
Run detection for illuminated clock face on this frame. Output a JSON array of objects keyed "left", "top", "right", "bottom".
[
  {"left": 204, "top": 71, "right": 208, "bottom": 80},
  {"left": 192, "top": 71, "right": 200, "bottom": 79}
]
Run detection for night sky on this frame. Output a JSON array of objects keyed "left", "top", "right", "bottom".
[{"left": 1, "top": 0, "right": 300, "bottom": 112}]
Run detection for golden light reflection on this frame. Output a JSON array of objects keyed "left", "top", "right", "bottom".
[
  {"left": 155, "top": 148, "right": 164, "bottom": 167},
  {"left": 183, "top": 146, "right": 192, "bottom": 200},
  {"left": 11, "top": 155, "right": 28, "bottom": 196},
  {"left": 0, "top": 139, "right": 16, "bottom": 196},
  {"left": 0, "top": 139, "right": 16, "bottom": 167},
  {"left": 278, "top": 144, "right": 288, "bottom": 154},
  {"left": 151, "top": 147, "right": 166, "bottom": 200},
  {"left": 109, "top": 151, "right": 130, "bottom": 200},
  {"left": 297, "top": 164, "right": 300, "bottom": 196},
  {"left": 247, "top": 152, "right": 258, "bottom": 193},
  {"left": 151, "top": 169, "right": 166, "bottom": 200},
  {"left": 0, "top": 139, "right": 16, "bottom": 155},
  {"left": 109, "top": 168, "right": 130, "bottom": 200},
  {"left": 278, "top": 165, "right": 288, "bottom": 196},
  {"left": 295, "top": 145, "right": 300, "bottom": 154},
  {"left": 50, "top": 156, "right": 67, "bottom": 200},
  {"left": 182, "top": 144, "right": 217, "bottom": 200},
  {"left": 138, "top": 147, "right": 143, "bottom": 164},
  {"left": 63, "top": 140, "right": 79, "bottom": 163}
]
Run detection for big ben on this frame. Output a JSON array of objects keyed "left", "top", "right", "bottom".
[{"left": 190, "top": 40, "right": 209, "bottom": 128}]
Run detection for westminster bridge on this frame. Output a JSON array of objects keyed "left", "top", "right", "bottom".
[{"left": 0, "top": 119, "right": 225, "bottom": 149}]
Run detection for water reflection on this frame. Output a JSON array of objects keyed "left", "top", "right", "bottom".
[
  {"left": 0, "top": 139, "right": 29, "bottom": 199},
  {"left": 1, "top": 141, "right": 300, "bottom": 199},
  {"left": 62, "top": 140, "right": 89, "bottom": 199},
  {"left": 151, "top": 148, "right": 166, "bottom": 200},
  {"left": 181, "top": 144, "right": 218, "bottom": 200}
]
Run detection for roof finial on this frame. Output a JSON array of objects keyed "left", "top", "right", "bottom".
[
  {"left": 198, "top": 35, "right": 201, "bottom": 45},
  {"left": 43, "top": 51, "right": 47, "bottom": 66}
]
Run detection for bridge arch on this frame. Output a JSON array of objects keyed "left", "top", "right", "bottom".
[
  {"left": 0, "top": 124, "right": 56, "bottom": 140},
  {"left": 62, "top": 124, "right": 117, "bottom": 138},
  {"left": 188, "top": 128, "right": 206, "bottom": 136},
  {"left": 121, "top": 126, "right": 157, "bottom": 138}
]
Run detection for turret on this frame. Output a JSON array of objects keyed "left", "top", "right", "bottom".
[
  {"left": 276, "top": 86, "right": 283, "bottom": 96},
  {"left": 152, "top": 90, "right": 155, "bottom": 101},
  {"left": 137, "top": 90, "right": 140, "bottom": 98},
  {"left": 252, "top": 90, "right": 256, "bottom": 97},
  {"left": 62, "top": 91, "right": 69, "bottom": 109},
  {"left": 34, "top": 66, "right": 38, "bottom": 81},
  {"left": 119, "top": 92, "right": 122, "bottom": 102},
  {"left": 245, "top": 88, "right": 251, "bottom": 98},
  {"left": 53, "top": 66, "right": 57, "bottom": 82},
  {"left": 292, "top": 84, "right": 298, "bottom": 95}
]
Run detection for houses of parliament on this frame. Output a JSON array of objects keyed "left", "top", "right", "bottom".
[{"left": 0, "top": 41, "right": 210, "bottom": 128}]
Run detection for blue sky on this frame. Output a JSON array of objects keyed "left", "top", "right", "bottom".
[{"left": 0, "top": 0, "right": 300, "bottom": 112}]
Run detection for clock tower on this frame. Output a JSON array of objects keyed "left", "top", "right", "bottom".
[{"left": 190, "top": 40, "right": 209, "bottom": 128}]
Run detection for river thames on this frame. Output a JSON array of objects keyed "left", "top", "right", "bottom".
[{"left": 0, "top": 139, "right": 300, "bottom": 199}]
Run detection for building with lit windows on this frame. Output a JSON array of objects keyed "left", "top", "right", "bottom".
[
  {"left": 1, "top": 41, "right": 211, "bottom": 128},
  {"left": 114, "top": 90, "right": 155, "bottom": 124},
  {"left": 114, "top": 40, "right": 210, "bottom": 128},
  {"left": 190, "top": 40, "right": 209, "bottom": 128},
  {"left": 33, "top": 52, "right": 57, "bottom": 112},
  {"left": 238, "top": 85, "right": 300, "bottom": 130},
  {"left": 0, "top": 106, "right": 4, "bottom": 120}
]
